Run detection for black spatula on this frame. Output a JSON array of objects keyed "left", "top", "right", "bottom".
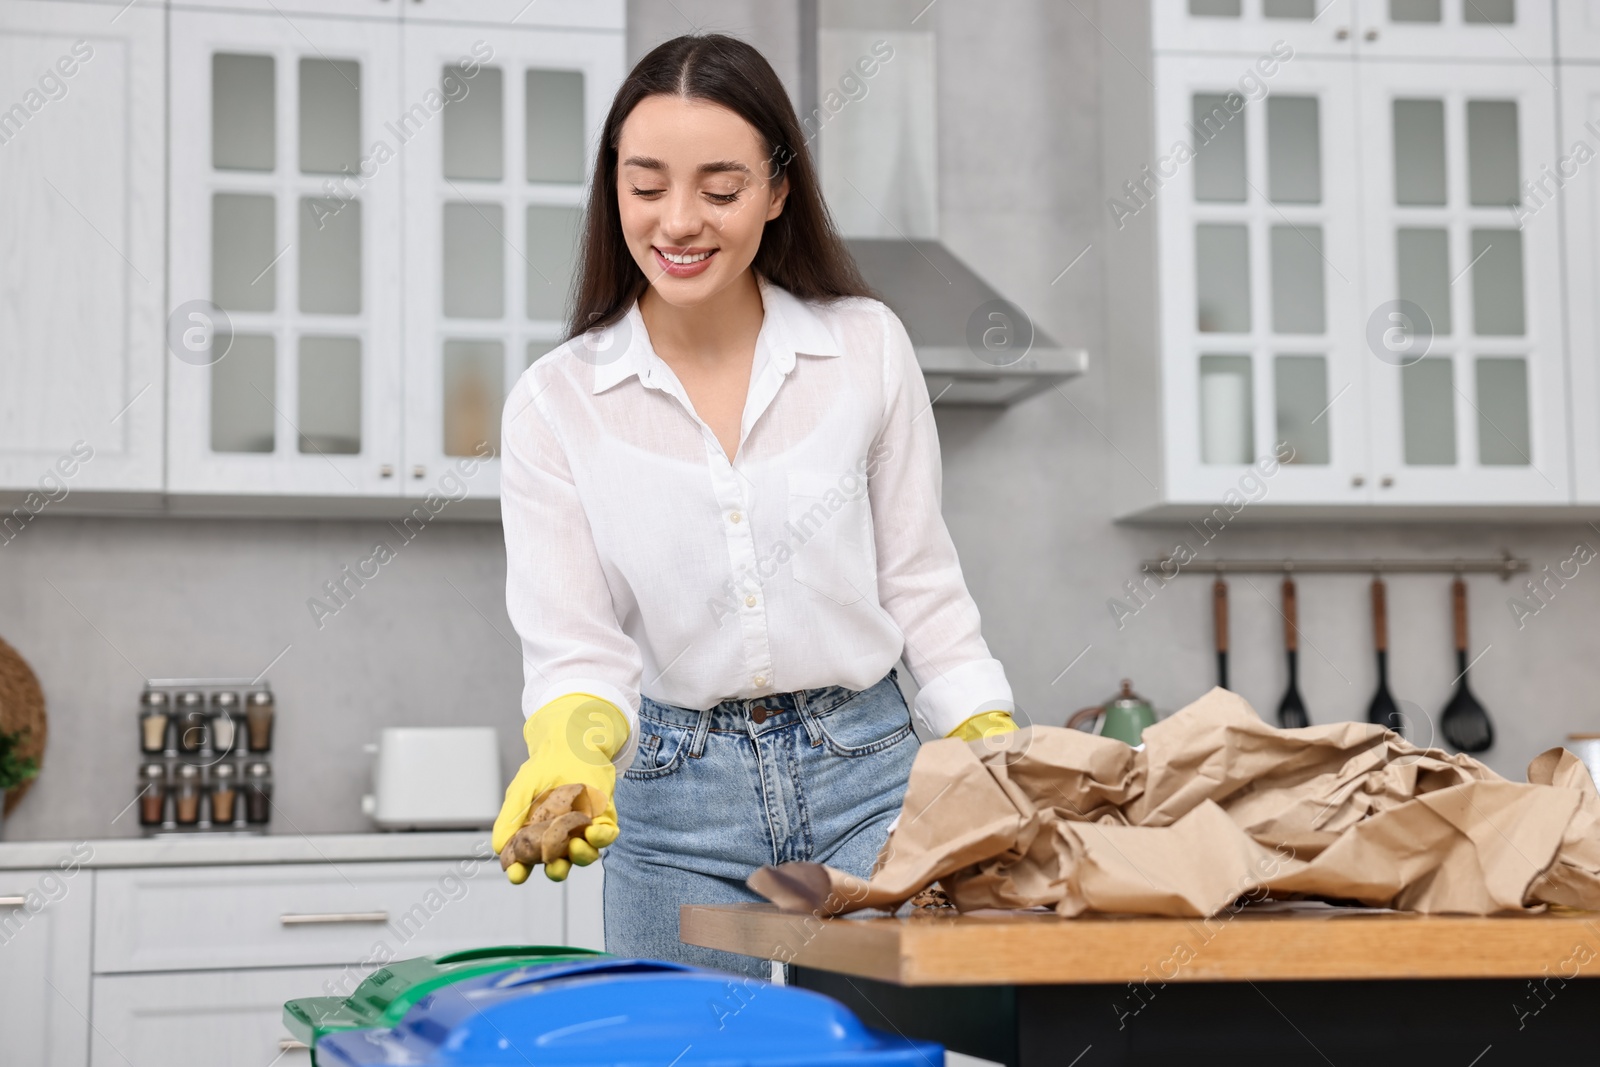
[
  {"left": 1366, "top": 577, "right": 1404, "bottom": 734},
  {"left": 1213, "top": 577, "right": 1229, "bottom": 690},
  {"left": 1276, "top": 576, "right": 1310, "bottom": 729},
  {"left": 1440, "top": 577, "right": 1494, "bottom": 753}
]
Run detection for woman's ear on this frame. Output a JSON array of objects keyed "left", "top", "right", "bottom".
[{"left": 765, "top": 174, "right": 790, "bottom": 222}]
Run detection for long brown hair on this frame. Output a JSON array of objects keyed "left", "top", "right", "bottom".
[{"left": 567, "top": 33, "right": 871, "bottom": 340}]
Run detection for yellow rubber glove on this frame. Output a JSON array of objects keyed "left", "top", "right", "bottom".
[
  {"left": 492, "top": 692, "right": 630, "bottom": 885},
  {"left": 946, "top": 710, "right": 1018, "bottom": 743}
]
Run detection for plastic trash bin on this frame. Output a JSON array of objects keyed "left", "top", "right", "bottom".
[
  {"left": 292, "top": 954, "right": 944, "bottom": 1067},
  {"left": 283, "top": 944, "right": 608, "bottom": 1057}
]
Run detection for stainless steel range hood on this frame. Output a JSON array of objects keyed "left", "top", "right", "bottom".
[
  {"left": 846, "top": 238, "right": 1088, "bottom": 406},
  {"left": 806, "top": 2, "right": 1086, "bottom": 406}
]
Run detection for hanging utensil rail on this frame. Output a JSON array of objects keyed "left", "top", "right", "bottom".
[{"left": 1138, "top": 552, "right": 1527, "bottom": 581}]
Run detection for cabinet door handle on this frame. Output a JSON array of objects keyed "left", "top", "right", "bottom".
[
  {"left": 280, "top": 911, "right": 389, "bottom": 925},
  {"left": 0, "top": 896, "right": 27, "bottom": 908},
  {"left": 280, "top": 1038, "right": 310, "bottom": 1051}
]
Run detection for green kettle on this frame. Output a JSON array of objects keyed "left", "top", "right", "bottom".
[{"left": 1067, "top": 679, "right": 1158, "bottom": 746}]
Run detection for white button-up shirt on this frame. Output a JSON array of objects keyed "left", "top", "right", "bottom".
[{"left": 500, "top": 274, "right": 1014, "bottom": 742}]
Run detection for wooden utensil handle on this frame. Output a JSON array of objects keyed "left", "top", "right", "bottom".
[
  {"left": 1371, "top": 577, "right": 1388, "bottom": 652},
  {"left": 1213, "top": 578, "right": 1228, "bottom": 654},
  {"left": 1282, "top": 577, "right": 1298, "bottom": 652},
  {"left": 1453, "top": 577, "right": 1468, "bottom": 653}
]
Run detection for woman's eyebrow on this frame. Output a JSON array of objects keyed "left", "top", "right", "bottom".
[{"left": 619, "top": 156, "right": 751, "bottom": 177}]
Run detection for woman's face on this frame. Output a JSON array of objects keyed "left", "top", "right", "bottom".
[{"left": 615, "top": 94, "right": 788, "bottom": 310}]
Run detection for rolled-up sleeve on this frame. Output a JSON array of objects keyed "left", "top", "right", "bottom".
[
  {"left": 501, "top": 370, "right": 643, "bottom": 738},
  {"left": 867, "top": 305, "right": 1015, "bottom": 737}
]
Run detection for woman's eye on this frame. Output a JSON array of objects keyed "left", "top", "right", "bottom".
[
  {"left": 629, "top": 186, "right": 666, "bottom": 198},
  {"left": 705, "top": 191, "right": 740, "bottom": 205}
]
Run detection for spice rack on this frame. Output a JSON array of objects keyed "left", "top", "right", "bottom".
[{"left": 136, "top": 676, "right": 275, "bottom": 836}]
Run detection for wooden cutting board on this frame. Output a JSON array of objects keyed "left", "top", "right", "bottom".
[{"left": 0, "top": 635, "right": 46, "bottom": 815}]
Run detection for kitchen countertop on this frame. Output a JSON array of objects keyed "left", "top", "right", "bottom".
[
  {"left": 681, "top": 901, "right": 1600, "bottom": 983},
  {"left": 0, "top": 830, "right": 494, "bottom": 870}
]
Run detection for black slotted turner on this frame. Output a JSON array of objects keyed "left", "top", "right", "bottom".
[
  {"left": 1441, "top": 576, "right": 1495, "bottom": 753},
  {"left": 1276, "top": 576, "right": 1309, "bottom": 729},
  {"left": 1366, "top": 577, "right": 1403, "bottom": 734}
]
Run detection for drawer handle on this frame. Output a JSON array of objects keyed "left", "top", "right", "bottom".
[
  {"left": 280, "top": 1038, "right": 310, "bottom": 1051},
  {"left": 0, "top": 896, "right": 27, "bottom": 908},
  {"left": 280, "top": 911, "right": 389, "bottom": 926}
]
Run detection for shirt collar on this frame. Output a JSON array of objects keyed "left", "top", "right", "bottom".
[{"left": 590, "top": 274, "right": 842, "bottom": 395}]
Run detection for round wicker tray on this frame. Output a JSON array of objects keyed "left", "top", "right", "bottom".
[{"left": 0, "top": 636, "right": 46, "bottom": 815}]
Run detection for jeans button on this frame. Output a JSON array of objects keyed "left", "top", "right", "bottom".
[{"left": 750, "top": 707, "right": 770, "bottom": 724}]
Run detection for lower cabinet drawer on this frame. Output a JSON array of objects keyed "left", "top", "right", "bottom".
[
  {"left": 94, "top": 858, "right": 564, "bottom": 974},
  {"left": 91, "top": 966, "right": 341, "bottom": 1067}
]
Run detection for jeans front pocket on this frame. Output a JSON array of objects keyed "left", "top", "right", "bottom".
[
  {"left": 787, "top": 468, "right": 876, "bottom": 606},
  {"left": 810, "top": 675, "right": 914, "bottom": 758},
  {"left": 621, "top": 721, "right": 690, "bottom": 781}
]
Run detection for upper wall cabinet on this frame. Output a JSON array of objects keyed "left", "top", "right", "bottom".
[
  {"left": 1559, "top": 65, "right": 1600, "bottom": 503},
  {"left": 1154, "top": 0, "right": 1551, "bottom": 61},
  {"left": 168, "top": 7, "right": 405, "bottom": 496},
  {"left": 164, "top": 3, "right": 624, "bottom": 501},
  {"left": 0, "top": 0, "right": 165, "bottom": 494},
  {"left": 1104, "top": 1, "right": 1564, "bottom": 518},
  {"left": 399, "top": 22, "right": 624, "bottom": 500}
]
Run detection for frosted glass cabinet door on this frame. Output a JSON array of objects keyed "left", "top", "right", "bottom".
[
  {"left": 1154, "top": 56, "right": 1370, "bottom": 505},
  {"left": 0, "top": 1, "right": 165, "bottom": 492},
  {"left": 1150, "top": 0, "right": 1358, "bottom": 57},
  {"left": 400, "top": 21, "right": 624, "bottom": 499},
  {"left": 1358, "top": 61, "right": 1567, "bottom": 505},
  {"left": 1354, "top": 0, "right": 1552, "bottom": 60},
  {"left": 1559, "top": 67, "right": 1600, "bottom": 502},
  {"left": 168, "top": 8, "right": 404, "bottom": 496}
]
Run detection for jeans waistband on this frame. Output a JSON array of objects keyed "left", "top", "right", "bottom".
[{"left": 637, "top": 669, "right": 898, "bottom": 753}]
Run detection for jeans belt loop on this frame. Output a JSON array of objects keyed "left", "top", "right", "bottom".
[
  {"left": 688, "top": 705, "right": 713, "bottom": 758},
  {"left": 795, "top": 688, "right": 826, "bottom": 748}
]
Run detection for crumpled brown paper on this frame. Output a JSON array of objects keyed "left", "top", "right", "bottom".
[{"left": 748, "top": 688, "right": 1600, "bottom": 917}]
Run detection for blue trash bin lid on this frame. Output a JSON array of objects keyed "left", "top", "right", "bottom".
[{"left": 313, "top": 957, "right": 944, "bottom": 1067}]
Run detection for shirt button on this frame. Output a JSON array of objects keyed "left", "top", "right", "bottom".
[
  {"left": 753, "top": 674, "right": 767, "bottom": 688},
  {"left": 745, "top": 595, "right": 757, "bottom": 607},
  {"left": 729, "top": 511, "right": 742, "bottom": 524}
]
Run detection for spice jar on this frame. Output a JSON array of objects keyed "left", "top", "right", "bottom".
[
  {"left": 174, "top": 763, "right": 202, "bottom": 825},
  {"left": 209, "top": 691, "right": 241, "bottom": 756},
  {"left": 244, "top": 761, "right": 273, "bottom": 824},
  {"left": 209, "top": 762, "right": 239, "bottom": 826},
  {"left": 176, "top": 690, "right": 208, "bottom": 754},
  {"left": 246, "top": 690, "right": 275, "bottom": 753},
  {"left": 137, "top": 762, "right": 167, "bottom": 827},
  {"left": 139, "top": 690, "right": 172, "bottom": 754}
]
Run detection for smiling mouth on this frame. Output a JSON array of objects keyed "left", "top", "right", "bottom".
[
  {"left": 655, "top": 247, "right": 715, "bottom": 265},
  {"left": 652, "top": 246, "right": 718, "bottom": 278}
]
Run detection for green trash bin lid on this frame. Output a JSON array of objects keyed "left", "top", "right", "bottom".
[{"left": 284, "top": 945, "right": 608, "bottom": 1055}]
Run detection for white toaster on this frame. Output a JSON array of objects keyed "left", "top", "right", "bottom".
[{"left": 361, "top": 727, "right": 503, "bottom": 831}]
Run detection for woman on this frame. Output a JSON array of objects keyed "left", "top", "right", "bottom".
[{"left": 492, "top": 33, "right": 1017, "bottom": 979}]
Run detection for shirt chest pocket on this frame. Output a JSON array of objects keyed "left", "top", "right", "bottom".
[{"left": 786, "top": 469, "right": 876, "bottom": 606}]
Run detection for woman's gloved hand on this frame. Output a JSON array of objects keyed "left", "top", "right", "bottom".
[
  {"left": 492, "top": 693, "right": 630, "bottom": 884},
  {"left": 946, "top": 710, "right": 1018, "bottom": 743}
]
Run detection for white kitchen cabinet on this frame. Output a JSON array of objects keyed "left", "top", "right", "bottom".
[
  {"left": 0, "top": 869, "right": 93, "bottom": 1067},
  {"left": 0, "top": 0, "right": 165, "bottom": 494},
  {"left": 1152, "top": 54, "right": 1371, "bottom": 506},
  {"left": 399, "top": 20, "right": 624, "bottom": 498},
  {"left": 91, "top": 966, "right": 340, "bottom": 1067},
  {"left": 1151, "top": 0, "right": 1358, "bottom": 59},
  {"left": 167, "top": 7, "right": 405, "bottom": 497},
  {"left": 1152, "top": 0, "right": 1551, "bottom": 61},
  {"left": 170, "top": 0, "right": 399, "bottom": 18},
  {"left": 1560, "top": 65, "right": 1600, "bottom": 503},
  {"left": 94, "top": 858, "right": 563, "bottom": 973},
  {"left": 1356, "top": 0, "right": 1552, "bottom": 62},
  {"left": 1356, "top": 59, "right": 1566, "bottom": 504},
  {"left": 1104, "top": 2, "right": 1567, "bottom": 518},
  {"left": 403, "top": 0, "right": 624, "bottom": 30}
]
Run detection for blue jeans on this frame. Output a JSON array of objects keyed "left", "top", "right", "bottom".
[{"left": 603, "top": 667, "right": 920, "bottom": 978}]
